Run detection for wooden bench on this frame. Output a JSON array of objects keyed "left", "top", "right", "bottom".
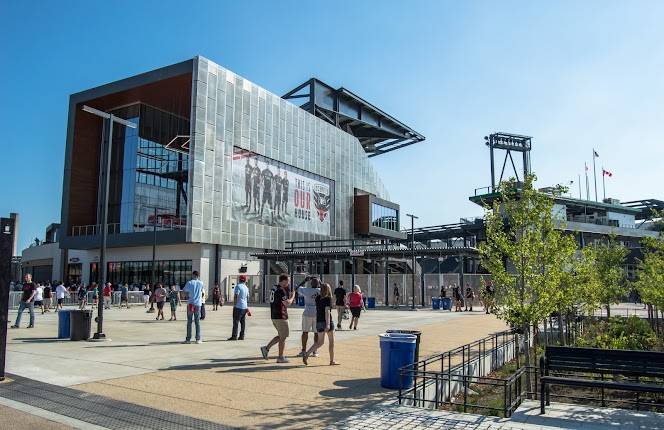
[{"left": 540, "top": 346, "right": 664, "bottom": 414}]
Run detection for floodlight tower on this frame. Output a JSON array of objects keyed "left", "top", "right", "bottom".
[{"left": 484, "top": 133, "right": 532, "bottom": 192}]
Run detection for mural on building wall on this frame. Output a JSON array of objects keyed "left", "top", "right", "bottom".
[{"left": 231, "top": 147, "right": 333, "bottom": 235}]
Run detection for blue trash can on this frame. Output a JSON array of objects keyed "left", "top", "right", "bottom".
[
  {"left": 297, "top": 296, "right": 305, "bottom": 306},
  {"left": 367, "top": 297, "right": 376, "bottom": 309},
  {"left": 441, "top": 297, "right": 452, "bottom": 311},
  {"left": 379, "top": 333, "right": 417, "bottom": 389},
  {"left": 58, "top": 310, "right": 71, "bottom": 339},
  {"left": 432, "top": 297, "right": 441, "bottom": 310}
]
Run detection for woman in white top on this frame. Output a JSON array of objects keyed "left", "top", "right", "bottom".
[
  {"left": 34, "top": 284, "right": 45, "bottom": 314},
  {"left": 55, "top": 283, "right": 67, "bottom": 311}
]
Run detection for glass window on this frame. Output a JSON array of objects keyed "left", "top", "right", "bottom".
[{"left": 371, "top": 201, "right": 399, "bottom": 231}]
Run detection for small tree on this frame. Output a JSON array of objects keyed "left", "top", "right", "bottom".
[
  {"left": 480, "top": 174, "right": 577, "bottom": 394},
  {"left": 594, "top": 237, "right": 628, "bottom": 317},
  {"left": 634, "top": 211, "right": 664, "bottom": 331},
  {"left": 556, "top": 247, "right": 601, "bottom": 344}
]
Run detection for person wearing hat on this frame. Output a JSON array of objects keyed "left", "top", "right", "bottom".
[{"left": 228, "top": 274, "right": 250, "bottom": 340}]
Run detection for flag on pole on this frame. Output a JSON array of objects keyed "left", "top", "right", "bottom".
[
  {"left": 602, "top": 168, "right": 613, "bottom": 177},
  {"left": 593, "top": 150, "right": 599, "bottom": 158}
]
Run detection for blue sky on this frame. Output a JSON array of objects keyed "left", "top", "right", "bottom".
[{"left": 2, "top": 1, "right": 663, "bottom": 251}]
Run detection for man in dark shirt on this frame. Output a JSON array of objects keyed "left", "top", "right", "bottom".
[
  {"left": 333, "top": 280, "right": 347, "bottom": 330},
  {"left": 11, "top": 274, "right": 37, "bottom": 328},
  {"left": 260, "top": 166, "right": 274, "bottom": 223},
  {"left": 281, "top": 171, "right": 289, "bottom": 214},
  {"left": 43, "top": 283, "right": 52, "bottom": 312},
  {"left": 252, "top": 159, "right": 261, "bottom": 213},
  {"left": 393, "top": 283, "right": 401, "bottom": 308},
  {"left": 261, "top": 274, "right": 295, "bottom": 363},
  {"left": 244, "top": 157, "right": 253, "bottom": 208},
  {"left": 273, "top": 167, "right": 282, "bottom": 218}
]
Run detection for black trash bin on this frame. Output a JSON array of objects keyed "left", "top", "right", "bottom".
[
  {"left": 70, "top": 310, "right": 92, "bottom": 341},
  {"left": 386, "top": 329, "right": 422, "bottom": 362}
]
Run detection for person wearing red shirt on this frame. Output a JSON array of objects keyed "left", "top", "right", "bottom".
[
  {"left": 347, "top": 285, "right": 366, "bottom": 331},
  {"left": 103, "top": 283, "right": 113, "bottom": 310}
]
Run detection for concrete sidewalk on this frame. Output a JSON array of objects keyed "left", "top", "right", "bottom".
[{"left": 5, "top": 304, "right": 507, "bottom": 428}]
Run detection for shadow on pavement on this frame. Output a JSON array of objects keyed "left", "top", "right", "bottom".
[
  {"left": 247, "top": 378, "right": 391, "bottom": 430},
  {"left": 11, "top": 337, "right": 62, "bottom": 343}
]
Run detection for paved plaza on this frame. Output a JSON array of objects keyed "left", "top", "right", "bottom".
[
  {"left": 331, "top": 400, "right": 664, "bottom": 429},
  {"left": 2, "top": 303, "right": 508, "bottom": 429}
]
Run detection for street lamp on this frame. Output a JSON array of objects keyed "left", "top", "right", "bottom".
[
  {"left": 82, "top": 105, "right": 136, "bottom": 340},
  {"left": 405, "top": 213, "right": 418, "bottom": 310}
]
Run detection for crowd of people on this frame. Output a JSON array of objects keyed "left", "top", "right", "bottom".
[
  {"left": 11, "top": 271, "right": 491, "bottom": 367},
  {"left": 260, "top": 275, "right": 364, "bottom": 366}
]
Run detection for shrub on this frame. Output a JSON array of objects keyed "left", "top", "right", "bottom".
[{"left": 577, "top": 316, "right": 660, "bottom": 351}]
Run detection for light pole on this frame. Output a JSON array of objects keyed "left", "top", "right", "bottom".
[
  {"left": 82, "top": 105, "right": 136, "bottom": 340},
  {"left": 405, "top": 213, "right": 418, "bottom": 310}
]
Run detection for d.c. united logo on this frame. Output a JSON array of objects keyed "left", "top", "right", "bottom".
[{"left": 313, "top": 185, "right": 330, "bottom": 222}]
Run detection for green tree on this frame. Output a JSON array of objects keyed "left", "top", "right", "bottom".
[
  {"left": 480, "top": 174, "right": 577, "bottom": 393},
  {"left": 633, "top": 210, "right": 664, "bottom": 329},
  {"left": 594, "top": 237, "right": 628, "bottom": 317},
  {"left": 556, "top": 247, "right": 601, "bottom": 344}
]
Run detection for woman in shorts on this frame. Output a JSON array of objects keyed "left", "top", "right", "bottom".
[
  {"left": 143, "top": 285, "right": 150, "bottom": 307},
  {"left": 303, "top": 283, "right": 338, "bottom": 366},
  {"left": 168, "top": 285, "right": 180, "bottom": 321},
  {"left": 347, "top": 285, "right": 366, "bottom": 331},
  {"left": 154, "top": 283, "right": 167, "bottom": 320}
]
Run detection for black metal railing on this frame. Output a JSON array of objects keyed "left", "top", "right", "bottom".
[{"left": 398, "top": 330, "right": 521, "bottom": 413}]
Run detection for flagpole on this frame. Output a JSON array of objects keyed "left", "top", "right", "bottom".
[
  {"left": 578, "top": 174, "right": 582, "bottom": 199},
  {"left": 592, "top": 148, "right": 598, "bottom": 201},
  {"left": 585, "top": 163, "right": 590, "bottom": 200},
  {"left": 602, "top": 167, "right": 606, "bottom": 200}
]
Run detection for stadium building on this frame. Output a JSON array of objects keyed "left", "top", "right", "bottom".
[{"left": 53, "top": 56, "right": 423, "bottom": 294}]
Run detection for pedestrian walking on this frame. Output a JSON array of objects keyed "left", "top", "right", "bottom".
[
  {"left": 34, "top": 283, "right": 44, "bottom": 314},
  {"left": 200, "top": 288, "right": 206, "bottom": 320},
  {"left": 297, "top": 277, "right": 320, "bottom": 358},
  {"left": 481, "top": 281, "right": 495, "bottom": 314},
  {"left": 78, "top": 284, "right": 88, "bottom": 309},
  {"left": 43, "top": 282, "right": 52, "bottom": 312},
  {"left": 228, "top": 275, "right": 249, "bottom": 340},
  {"left": 303, "top": 283, "right": 339, "bottom": 366},
  {"left": 154, "top": 283, "right": 167, "bottom": 320},
  {"left": 168, "top": 285, "right": 180, "bottom": 321},
  {"left": 465, "top": 285, "right": 475, "bottom": 312},
  {"left": 260, "top": 274, "right": 295, "bottom": 363},
  {"left": 103, "top": 282, "right": 112, "bottom": 310},
  {"left": 120, "top": 283, "right": 129, "bottom": 308},
  {"left": 212, "top": 283, "right": 222, "bottom": 311},
  {"left": 182, "top": 271, "right": 204, "bottom": 344},
  {"left": 452, "top": 284, "right": 463, "bottom": 312},
  {"left": 11, "top": 274, "right": 37, "bottom": 328},
  {"left": 143, "top": 284, "right": 150, "bottom": 308},
  {"left": 55, "top": 281, "right": 67, "bottom": 311},
  {"left": 333, "top": 280, "right": 347, "bottom": 330},
  {"left": 91, "top": 283, "right": 99, "bottom": 309},
  {"left": 393, "top": 283, "right": 400, "bottom": 308},
  {"left": 348, "top": 285, "right": 366, "bottom": 330}
]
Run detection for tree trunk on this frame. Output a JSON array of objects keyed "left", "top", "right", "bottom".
[
  {"left": 606, "top": 304, "right": 611, "bottom": 318},
  {"left": 543, "top": 318, "right": 549, "bottom": 345},
  {"left": 523, "top": 322, "right": 532, "bottom": 399},
  {"left": 559, "top": 311, "right": 565, "bottom": 346}
]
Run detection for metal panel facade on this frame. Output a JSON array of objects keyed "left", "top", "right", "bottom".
[{"left": 187, "top": 56, "right": 389, "bottom": 250}]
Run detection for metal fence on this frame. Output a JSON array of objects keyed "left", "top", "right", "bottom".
[
  {"left": 215, "top": 273, "right": 490, "bottom": 308},
  {"left": 9, "top": 291, "right": 147, "bottom": 309},
  {"left": 398, "top": 329, "right": 522, "bottom": 415}
]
